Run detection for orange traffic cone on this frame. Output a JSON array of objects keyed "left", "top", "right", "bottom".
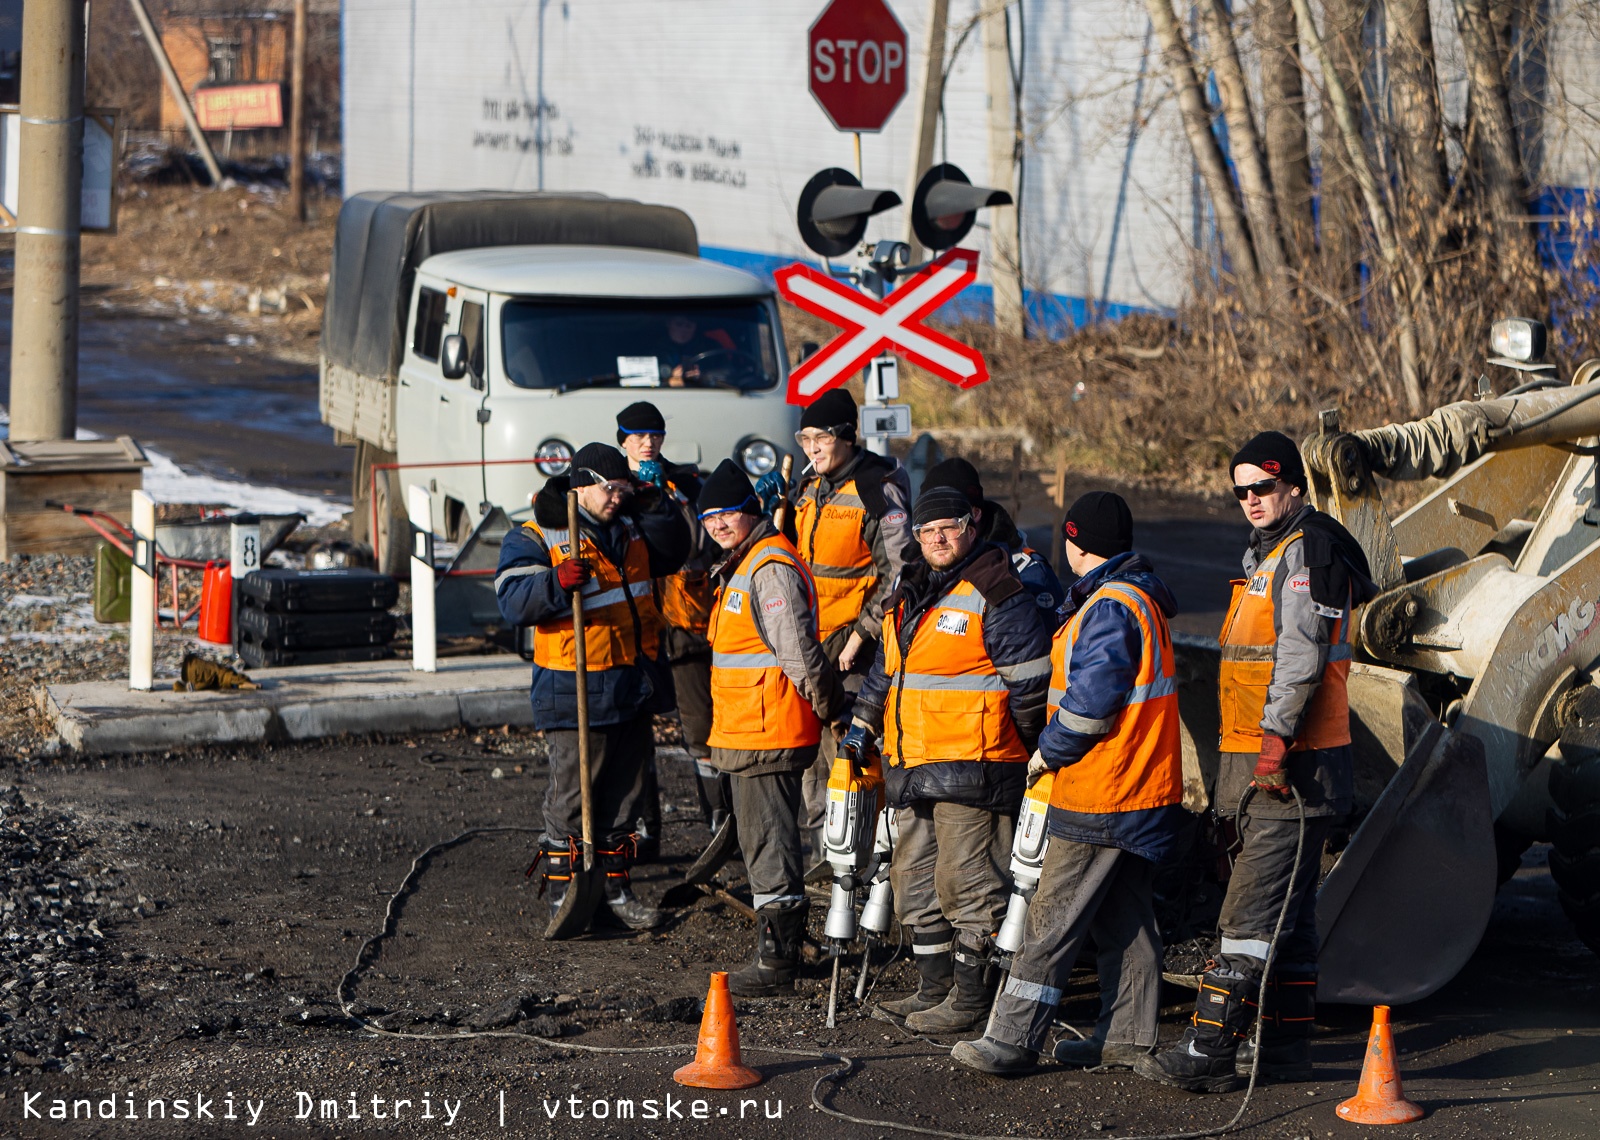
[
  {"left": 673, "top": 972, "right": 762, "bottom": 1090},
  {"left": 1336, "top": 1005, "right": 1424, "bottom": 1125}
]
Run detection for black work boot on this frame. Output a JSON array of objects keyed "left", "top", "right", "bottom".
[
  {"left": 1133, "top": 968, "right": 1256, "bottom": 1092},
  {"left": 599, "top": 849, "right": 663, "bottom": 931},
  {"left": 951, "top": 1035, "right": 1037, "bottom": 1076},
  {"left": 535, "top": 847, "right": 573, "bottom": 921},
  {"left": 728, "top": 902, "right": 809, "bottom": 996},
  {"left": 877, "top": 926, "right": 955, "bottom": 1020},
  {"left": 1235, "top": 970, "right": 1315, "bottom": 1081},
  {"left": 905, "top": 939, "right": 999, "bottom": 1034}
]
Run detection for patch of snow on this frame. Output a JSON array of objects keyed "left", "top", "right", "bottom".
[{"left": 6, "top": 594, "right": 68, "bottom": 607}]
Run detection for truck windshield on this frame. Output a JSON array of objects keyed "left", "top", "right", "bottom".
[{"left": 500, "top": 299, "right": 781, "bottom": 392}]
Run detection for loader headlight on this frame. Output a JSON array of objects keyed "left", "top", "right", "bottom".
[
  {"left": 737, "top": 438, "right": 779, "bottom": 477},
  {"left": 533, "top": 438, "right": 574, "bottom": 477},
  {"left": 1491, "top": 318, "right": 1546, "bottom": 364}
]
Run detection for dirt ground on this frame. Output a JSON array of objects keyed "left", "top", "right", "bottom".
[{"left": 0, "top": 730, "right": 1594, "bottom": 1140}]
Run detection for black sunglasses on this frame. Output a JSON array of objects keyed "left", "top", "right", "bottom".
[{"left": 1232, "top": 477, "right": 1281, "bottom": 501}]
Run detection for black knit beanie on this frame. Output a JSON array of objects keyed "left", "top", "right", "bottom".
[
  {"left": 1229, "top": 431, "right": 1306, "bottom": 491},
  {"left": 922, "top": 458, "right": 985, "bottom": 507},
  {"left": 696, "top": 458, "right": 760, "bottom": 516},
  {"left": 568, "top": 442, "right": 632, "bottom": 488},
  {"left": 913, "top": 486, "right": 975, "bottom": 528},
  {"left": 1063, "top": 491, "right": 1133, "bottom": 558},
  {"left": 616, "top": 401, "right": 667, "bottom": 442},
  {"left": 799, "top": 388, "right": 858, "bottom": 441}
]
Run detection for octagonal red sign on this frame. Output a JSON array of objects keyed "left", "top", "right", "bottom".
[{"left": 808, "top": 0, "right": 908, "bottom": 133}]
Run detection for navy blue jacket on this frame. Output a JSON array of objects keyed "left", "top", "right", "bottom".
[
  {"left": 1040, "top": 551, "right": 1188, "bottom": 863},
  {"left": 982, "top": 499, "right": 1066, "bottom": 618},
  {"left": 495, "top": 476, "right": 690, "bottom": 730},
  {"left": 856, "top": 542, "right": 1052, "bottom": 814}
]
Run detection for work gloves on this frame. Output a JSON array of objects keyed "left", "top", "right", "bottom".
[
  {"left": 555, "top": 559, "right": 591, "bottom": 591},
  {"left": 1025, "top": 750, "right": 1051, "bottom": 787},
  {"left": 837, "top": 722, "right": 873, "bottom": 768},
  {"left": 754, "top": 470, "right": 787, "bottom": 516},
  {"left": 1251, "top": 733, "right": 1292, "bottom": 800},
  {"left": 636, "top": 459, "right": 667, "bottom": 490}
]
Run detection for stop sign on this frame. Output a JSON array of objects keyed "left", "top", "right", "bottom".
[{"left": 808, "top": 0, "right": 908, "bottom": 133}]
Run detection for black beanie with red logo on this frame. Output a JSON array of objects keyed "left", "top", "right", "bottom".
[
  {"left": 1063, "top": 491, "right": 1133, "bottom": 559},
  {"left": 1229, "top": 430, "right": 1307, "bottom": 491}
]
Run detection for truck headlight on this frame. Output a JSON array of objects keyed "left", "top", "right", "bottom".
[
  {"left": 737, "top": 438, "right": 779, "bottom": 476},
  {"left": 1491, "top": 318, "right": 1546, "bottom": 363},
  {"left": 533, "top": 438, "right": 574, "bottom": 476}
]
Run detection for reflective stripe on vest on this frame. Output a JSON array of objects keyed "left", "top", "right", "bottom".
[
  {"left": 1046, "top": 581, "right": 1183, "bottom": 816},
  {"left": 881, "top": 579, "right": 1028, "bottom": 766},
  {"left": 794, "top": 475, "right": 878, "bottom": 643},
  {"left": 1217, "top": 531, "right": 1352, "bottom": 751},
  {"left": 526, "top": 517, "right": 661, "bottom": 671},
  {"left": 706, "top": 534, "right": 823, "bottom": 751}
]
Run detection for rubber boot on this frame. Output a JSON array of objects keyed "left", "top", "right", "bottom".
[
  {"left": 1052, "top": 1038, "right": 1153, "bottom": 1069},
  {"left": 905, "top": 939, "right": 999, "bottom": 1035},
  {"left": 728, "top": 902, "right": 809, "bottom": 997},
  {"left": 1235, "top": 970, "right": 1315, "bottom": 1081},
  {"left": 877, "top": 926, "right": 955, "bottom": 1019},
  {"left": 536, "top": 846, "right": 572, "bottom": 922},
  {"left": 693, "top": 760, "right": 731, "bottom": 831},
  {"left": 599, "top": 848, "right": 664, "bottom": 931},
  {"left": 951, "top": 1035, "right": 1037, "bottom": 1076},
  {"left": 1132, "top": 967, "right": 1255, "bottom": 1093}
]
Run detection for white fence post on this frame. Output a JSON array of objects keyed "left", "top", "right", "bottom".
[
  {"left": 129, "top": 490, "right": 156, "bottom": 691},
  {"left": 407, "top": 483, "right": 436, "bottom": 673}
]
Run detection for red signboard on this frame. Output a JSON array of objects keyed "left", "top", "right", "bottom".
[
  {"left": 776, "top": 249, "right": 989, "bottom": 405},
  {"left": 808, "top": 0, "right": 908, "bottom": 133},
  {"left": 193, "top": 83, "right": 284, "bottom": 131}
]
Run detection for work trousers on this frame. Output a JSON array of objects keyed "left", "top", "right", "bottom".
[
  {"left": 542, "top": 713, "right": 652, "bottom": 851},
  {"left": 672, "top": 653, "right": 713, "bottom": 760},
  {"left": 891, "top": 800, "right": 1014, "bottom": 947},
  {"left": 729, "top": 771, "right": 806, "bottom": 911},
  {"left": 986, "top": 840, "right": 1162, "bottom": 1052},
  {"left": 801, "top": 632, "right": 860, "bottom": 831}
]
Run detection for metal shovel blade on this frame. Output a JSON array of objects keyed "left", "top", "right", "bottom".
[
  {"left": 684, "top": 814, "right": 741, "bottom": 886},
  {"left": 543, "top": 866, "right": 605, "bottom": 941},
  {"left": 1316, "top": 720, "right": 1497, "bottom": 1005}
]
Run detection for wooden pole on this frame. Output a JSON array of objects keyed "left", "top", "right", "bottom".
[
  {"left": 288, "top": 0, "right": 307, "bottom": 222},
  {"left": 567, "top": 489, "right": 595, "bottom": 872},
  {"left": 126, "top": 0, "right": 224, "bottom": 187},
  {"left": 772, "top": 453, "right": 795, "bottom": 534},
  {"left": 981, "top": 2, "right": 1023, "bottom": 336},
  {"left": 904, "top": 0, "right": 950, "bottom": 263}
]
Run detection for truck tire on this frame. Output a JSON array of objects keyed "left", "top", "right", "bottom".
[
  {"left": 1549, "top": 744, "right": 1600, "bottom": 956},
  {"left": 372, "top": 473, "right": 411, "bottom": 578}
]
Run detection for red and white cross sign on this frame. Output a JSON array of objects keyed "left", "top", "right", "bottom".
[{"left": 775, "top": 248, "right": 989, "bottom": 405}]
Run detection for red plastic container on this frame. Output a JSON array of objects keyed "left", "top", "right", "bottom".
[{"left": 197, "top": 561, "right": 233, "bottom": 644}]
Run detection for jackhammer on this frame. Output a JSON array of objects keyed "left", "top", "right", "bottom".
[
  {"left": 822, "top": 736, "right": 885, "bottom": 1028},
  {"left": 853, "top": 809, "right": 897, "bottom": 1002},
  {"left": 995, "top": 767, "right": 1054, "bottom": 968}
]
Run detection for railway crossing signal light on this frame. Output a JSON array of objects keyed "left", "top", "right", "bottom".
[
  {"left": 910, "top": 163, "right": 1013, "bottom": 251},
  {"left": 797, "top": 168, "right": 902, "bottom": 258}
]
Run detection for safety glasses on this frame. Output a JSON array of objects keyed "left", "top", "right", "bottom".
[
  {"left": 912, "top": 515, "right": 972, "bottom": 543},
  {"left": 581, "top": 470, "right": 633, "bottom": 496},
  {"left": 1232, "top": 477, "right": 1280, "bottom": 501},
  {"left": 794, "top": 425, "right": 851, "bottom": 448}
]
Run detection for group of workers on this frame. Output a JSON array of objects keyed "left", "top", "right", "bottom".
[{"left": 494, "top": 390, "right": 1375, "bottom": 1092}]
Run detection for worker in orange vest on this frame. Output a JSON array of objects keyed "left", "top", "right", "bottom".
[
  {"left": 1135, "top": 432, "right": 1375, "bottom": 1092},
  {"left": 952, "top": 492, "right": 1186, "bottom": 1074},
  {"left": 758, "top": 388, "right": 914, "bottom": 877},
  {"left": 843, "top": 483, "right": 1050, "bottom": 1032},
  {"left": 700, "top": 459, "right": 848, "bottom": 995}
]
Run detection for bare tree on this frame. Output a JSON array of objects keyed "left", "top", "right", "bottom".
[
  {"left": 1255, "top": 0, "right": 1316, "bottom": 267},
  {"left": 1455, "top": 0, "right": 1540, "bottom": 274},
  {"left": 1386, "top": 0, "right": 1453, "bottom": 228}
]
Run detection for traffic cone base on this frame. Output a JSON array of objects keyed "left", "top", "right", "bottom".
[
  {"left": 673, "top": 972, "right": 762, "bottom": 1090},
  {"left": 1336, "top": 1005, "right": 1424, "bottom": 1125}
]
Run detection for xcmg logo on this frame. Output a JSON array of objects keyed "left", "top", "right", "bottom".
[{"left": 1518, "top": 594, "right": 1598, "bottom": 676}]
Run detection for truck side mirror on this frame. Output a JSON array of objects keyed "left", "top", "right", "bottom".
[{"left": 440, "top": 334, "right": 469, "bottom": 380}]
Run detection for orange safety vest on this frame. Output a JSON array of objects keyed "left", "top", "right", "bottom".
[
  {"left": 1046, "top": 581, "right": 1183, "bottom": 815},
  {"left": 793, "top": 471, "right": 882, "bottom": 643},
  {"left": 706, "top": 533, "right": 824, "bottom": 751},
  {"left": 654, "top": 479, "right": 714, "bottom": 636},
  {"left": 882, "top": 580, "right": 1027, "bottom": 766},
  {"left": 526, "top": 517, "right": 661, "bottom": 671},
  {"left": 1217, "top": 530, "right": 1352, "bottom": 751}
]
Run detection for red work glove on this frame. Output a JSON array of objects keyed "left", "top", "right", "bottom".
[
  {"left": 555, "top": 559, "right": 591, "bottom": 591},
  {"left": 1251, "top": 733, "right": 1292, "bottom": 800}
]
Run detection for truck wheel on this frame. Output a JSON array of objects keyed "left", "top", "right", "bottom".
[
  {"left": 1549, "top": 744, "right": 1600, "bottom": 955},
  {"left": 371, "top": 473, "right": 411, "bottom": 578}
]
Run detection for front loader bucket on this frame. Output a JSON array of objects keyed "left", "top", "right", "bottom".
[
  {"left": 544, "top": 865, "right": 605, "bottom": 941},
  {"left": 1316, "top": 711, "right": 1497, "bottom": 1005}
]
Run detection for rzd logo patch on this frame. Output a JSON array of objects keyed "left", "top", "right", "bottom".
[
  {"left": 935, "top": 611, "right": 970, "bottom": 636},
  {"left": 1287, "top": 570, "right": 1311, "bottom": 594}
]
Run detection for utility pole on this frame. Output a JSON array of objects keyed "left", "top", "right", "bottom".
[
  {"left": 981, "top": 1, "right": 1024, "bottom": 337},
  {"left": 288, "top": 0, "right": 307, "bottom": 221},
  {"left": 127, "top": 0, "right": 224, "bottom": 187},
  {"left": 8, "top": 0, "right": 85, "bottom": 442},
  {"left": 904, "top": 0, "right": 949, "bottom": 263}
]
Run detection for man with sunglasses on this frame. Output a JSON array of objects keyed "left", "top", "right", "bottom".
[
  {"left": 698, "top": 459, "right": 849, "bottom": 995},
  {"left": 757, "top": 387, "right": 914, "bottom": 876},
  {"left": 616, "top": 401, "right": 718, "bottom": 860},
  {"left": 842, "top": 484, "right": 1051, "bottom": 1031},
  {"left": 496, "top": 441, "right": 691, "bottom": 936},
  {"left": 1136, "top": 431, "right": 1375, "bottom": 1092}
]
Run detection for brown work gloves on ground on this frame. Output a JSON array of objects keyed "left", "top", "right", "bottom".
[{"left": 173, "top": 653, "right": 259, "bottom": 692}]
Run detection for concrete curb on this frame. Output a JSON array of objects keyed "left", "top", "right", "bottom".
[{"left": 42, "top": 656, "right": 534, "bottom": 755}]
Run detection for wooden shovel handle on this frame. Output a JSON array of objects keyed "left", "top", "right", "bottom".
[
  {"left": 772, "top": 453, "right": 795, "bottom": 532},
  {"left": 567, "top": 489, "right": 594, "bottom": 872}
]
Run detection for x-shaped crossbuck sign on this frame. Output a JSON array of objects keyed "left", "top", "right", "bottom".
[{"left": 775, "top": 247, "right": 989, "bottom": 405}]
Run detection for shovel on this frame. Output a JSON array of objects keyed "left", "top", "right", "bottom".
[{"left": 544, "top": 489, "right": 607, "bottom": 940}]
